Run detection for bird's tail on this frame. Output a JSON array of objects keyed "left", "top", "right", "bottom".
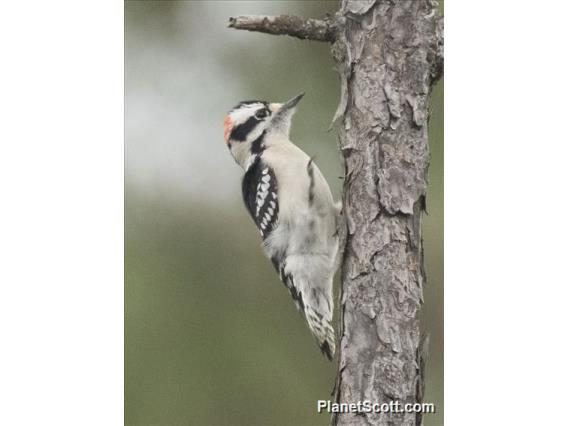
[
  {"left": 274, "top": 256, "right": 336, "bottom": 360},
  {"left": 302, "top": 280, "right": 336, "bottom": 361},
  {"left": 305, "top": 306, "right": 336, "bottom": 361},
  {"left": 285, "top": 280, "right": 336, "bottom": 360}
]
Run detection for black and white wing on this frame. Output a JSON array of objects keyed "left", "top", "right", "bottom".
[
  {"left": 241, "top": 158, "right": 303, "bottom": 311},
  {"left": 241, "top": 157, "right": 279, "bottom": 240},
  {"left": 241, "top": 156, "right": 334, "bottom": 360}
]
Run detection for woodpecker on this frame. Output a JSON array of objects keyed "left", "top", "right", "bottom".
[{"left": 223, "top": 93, "right": 340, "bottom": 360}]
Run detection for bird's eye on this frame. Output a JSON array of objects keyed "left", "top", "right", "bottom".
[{"left": 255, "top": 109, "right": 269, "bottom": 119}]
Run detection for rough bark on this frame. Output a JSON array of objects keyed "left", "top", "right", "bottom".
[
  {"left": 331, "top": 1, "right": 442, "bottom": 425},
  {"left": 229, "top": 2, "right": 443, "bottom": 425},
  {"left": 229, "top": 14, "right": 338, "bottom": 42}
]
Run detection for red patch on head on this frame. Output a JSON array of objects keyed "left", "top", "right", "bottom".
[{"left": 223, "top": 116, "right": 233, "bottom": 144}]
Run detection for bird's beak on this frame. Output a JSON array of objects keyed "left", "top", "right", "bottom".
[
  {"left": 280, "top": 92, "right": 305, "bottom": 112},
  {"left": 270, "top": 93, "right": 304, "bottom": 135}
]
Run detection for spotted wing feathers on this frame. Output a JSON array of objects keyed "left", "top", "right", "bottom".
[{"left": 242, "top": 159, "right": 279, "bottom": 240}]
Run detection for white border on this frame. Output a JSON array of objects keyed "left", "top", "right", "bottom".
[
  {"left": 446, "top": 1, "right": 568, "bottom": 425},
  {"left": 0, "top": 1, "right": 123, "bottom": 425}
]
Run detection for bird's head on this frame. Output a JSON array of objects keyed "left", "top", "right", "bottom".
[{"left": 223, "top": 93, "right": 304, "bottom": 169}]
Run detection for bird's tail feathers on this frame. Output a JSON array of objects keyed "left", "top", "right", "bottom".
[
  {"left": 276, "top": 257, "right": 336, "bottom": 360},
  {"left": 305, "top": 303, "right": 336, "bottom": 361}
]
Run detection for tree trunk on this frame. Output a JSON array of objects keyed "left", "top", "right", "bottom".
[
  {"left": 331, "top": 1, "right": 442, "bottom": 425},
  {"left": 229, "top": 1, "right": 443, "bottom": 425}
]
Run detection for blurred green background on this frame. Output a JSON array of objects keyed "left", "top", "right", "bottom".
[{"left": 125, "top": 1, "right": 443, "bottom": 425}]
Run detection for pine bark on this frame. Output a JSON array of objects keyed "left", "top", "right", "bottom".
[
  {"left": 331, "top": 1, "right": 441, "bottom": 425},
  {"left": 229, "top": 1, "right": 443, "bottom": 425}
]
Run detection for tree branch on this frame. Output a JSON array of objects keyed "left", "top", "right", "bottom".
[{"left": 228, "top": 14, "right": 337, "bottom": 42}]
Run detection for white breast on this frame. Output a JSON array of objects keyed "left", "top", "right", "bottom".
[{"left": 261, "top": 139, "right": 337, "bottom": 257}]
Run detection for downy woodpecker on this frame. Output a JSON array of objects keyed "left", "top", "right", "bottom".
[{"left": 223, "top": 93, "right": 340, "bottom": 360}]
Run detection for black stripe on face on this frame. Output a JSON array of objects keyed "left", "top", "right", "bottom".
[
  {"left": 250, "top": 131, "right": 266, "bottom": 154},
  {"left": 230, "top": 115, "right": 259, "bottom": 142}
]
